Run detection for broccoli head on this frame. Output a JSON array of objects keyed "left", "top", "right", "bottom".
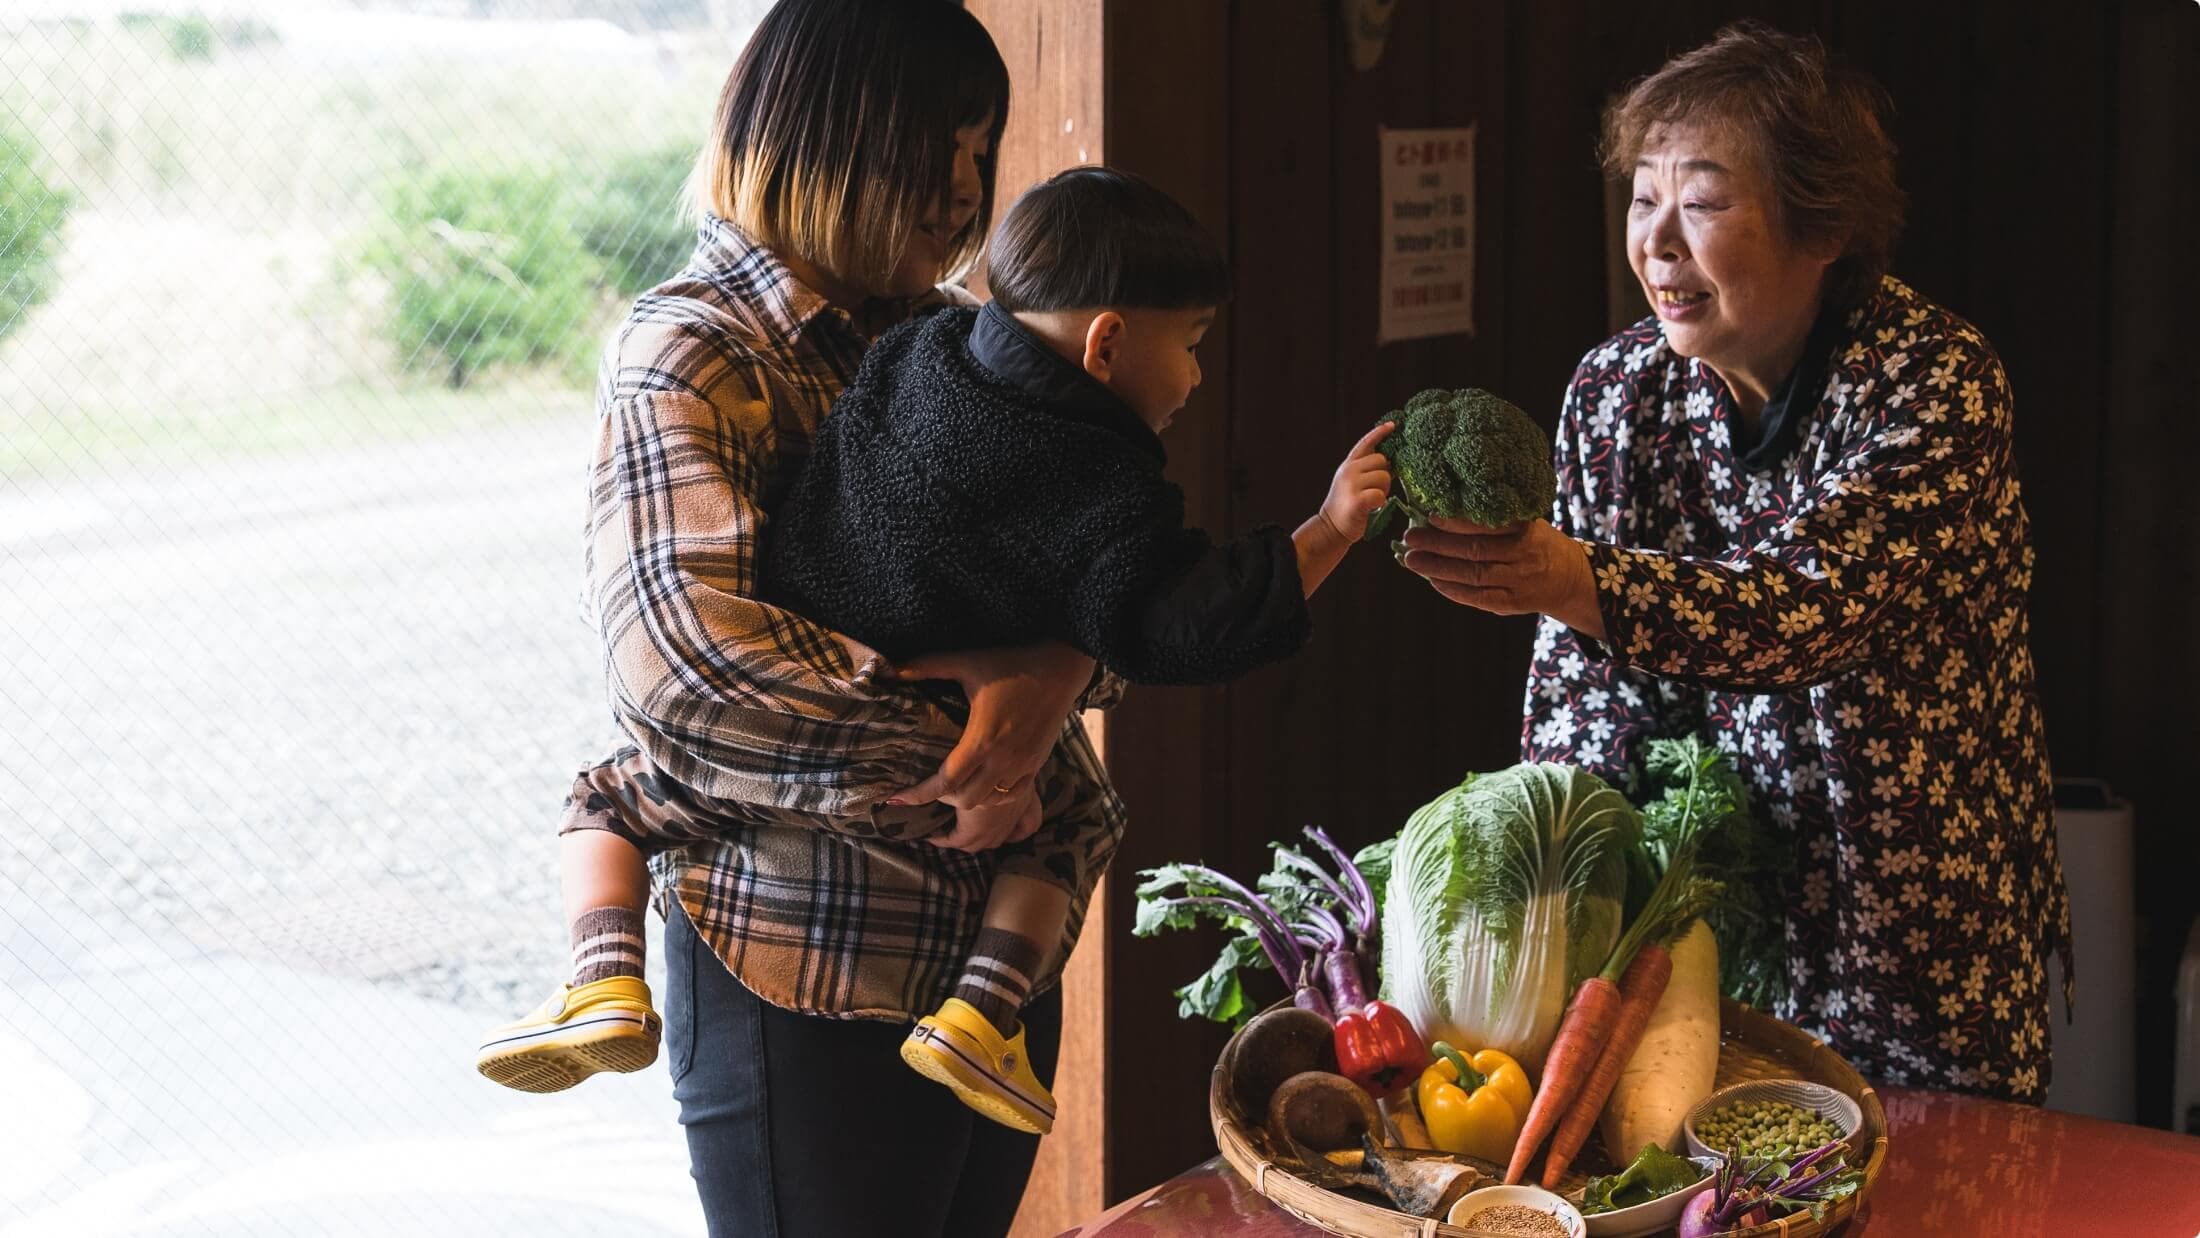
[{"left": 1363, "top": 386, "right": 1555, "bottom": 542}]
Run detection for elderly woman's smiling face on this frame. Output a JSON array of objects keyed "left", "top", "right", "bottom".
[{"left": 1628, "top": 121, "right": 1835, "bottom": 407}]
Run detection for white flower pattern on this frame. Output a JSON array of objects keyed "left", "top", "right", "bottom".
[{"left": 1520, "top": 278, "right": 2072, "bottom": 1102}]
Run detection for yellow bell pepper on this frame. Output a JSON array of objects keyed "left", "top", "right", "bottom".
[{"left": 1416, "top": 1042, "right": 1532, "bottom": 1164}]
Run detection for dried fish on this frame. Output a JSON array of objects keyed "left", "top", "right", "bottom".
[{"left": 1360, "top": 1134, "right": 1490, "bottom": 1218}]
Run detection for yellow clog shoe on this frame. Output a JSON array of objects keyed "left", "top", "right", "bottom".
[
  {"left": 901, "top": 997, "right": 1055, "bottom": 1135},
  {"left": 475, "top": 975, "right": 661, "bottom": 1093}
]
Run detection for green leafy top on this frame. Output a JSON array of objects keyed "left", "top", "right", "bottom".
[
  {"left": 1635, "top": 736, "right": 1790, "bottom": 1008},
  {"left": 1353, "top": 835, "right": 1397, "bottom": 929},
  {"left": 1131, "top": 826, "right": 1382, "bottom": 1027},
  {"left": 1131, "top": 863, "right": 1277, "bottom": 1026}
]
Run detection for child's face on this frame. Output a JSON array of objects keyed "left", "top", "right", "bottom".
[{"left": 1106, "top": 307, "right": 1215, "bottom": 432}]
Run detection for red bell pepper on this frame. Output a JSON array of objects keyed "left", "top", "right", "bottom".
[{"left": 1333, "top": 998, "right": 1426, "bottom": 1096}]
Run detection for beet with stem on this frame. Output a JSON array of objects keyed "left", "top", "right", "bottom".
[
  {"left": 1230, "top": 1006, "right": 1340, "bottom": 1118},
  {"left": 1267, "top": 1070, "right": 1384, "bottom": 1156}
]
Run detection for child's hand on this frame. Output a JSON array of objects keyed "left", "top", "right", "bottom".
[
  {"left": 1320, "top": 421, "right": 1395, "bottom": 544},
  {"left": 928, "top": 784, "right": 1042, "bottom": 853}
]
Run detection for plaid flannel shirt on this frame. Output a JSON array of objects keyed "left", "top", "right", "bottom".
[{"left": 577, "top": 217, "right": 1126, "bottom": 1020}]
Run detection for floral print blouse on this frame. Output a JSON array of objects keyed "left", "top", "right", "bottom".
[{"left": 1521, "top": 276, "right": 2073, "bottom": 1102}]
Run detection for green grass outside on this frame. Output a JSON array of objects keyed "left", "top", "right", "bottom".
[{"left": 0, "top": 16, "right": 725, "bottom": 486}]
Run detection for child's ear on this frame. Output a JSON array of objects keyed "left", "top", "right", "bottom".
[{"left": 1081, "top": 311, "right": 1126, "bottom": 381}]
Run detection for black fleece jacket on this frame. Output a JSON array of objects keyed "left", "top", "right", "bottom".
[{"left": 760, "top": 301, "right": 1309, "bottom": 685}]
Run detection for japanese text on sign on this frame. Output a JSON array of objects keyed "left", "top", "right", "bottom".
[{"left": 1378, "top": 125, "right": 1475, "bottom": 344}]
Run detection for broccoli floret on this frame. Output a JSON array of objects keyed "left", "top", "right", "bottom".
[{"left": 1363, "top": 386, "right": 1555, "bottom": 542}]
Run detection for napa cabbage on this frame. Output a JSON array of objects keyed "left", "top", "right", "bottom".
[{"left": 1379, "top": 764, "right": 1638, "bottom": 1070}]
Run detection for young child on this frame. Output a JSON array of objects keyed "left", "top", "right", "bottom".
[{"left": 477, "top": 167, "right": 1392, "bottom": 1135}]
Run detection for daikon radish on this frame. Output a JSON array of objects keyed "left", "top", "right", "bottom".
[{"left": 1598, "top": 919, "right": 1720, "bottom": 1164}]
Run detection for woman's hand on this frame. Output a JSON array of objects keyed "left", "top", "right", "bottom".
[
  {"left": 1400, "top": 517, "right": 1608, "bottom": 640},
  {"left": 887, "top": 641, "right": 1092, "bottom": 849},
  {"left": 927, "top": 786, "right": 1043, "bottom": 852}
]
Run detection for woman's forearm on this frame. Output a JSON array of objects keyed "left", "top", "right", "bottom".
[
  {"left": 1577, "top": 542, "right": 1893, "bottom": 691},
  {"left": 597, "top": 391, "right": 965, "bottom": 815},
  {"left": 1548, "top": 537, "right": 1610, "bottom": 641}
]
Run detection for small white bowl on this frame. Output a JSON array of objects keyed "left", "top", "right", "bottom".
[
  {"left": 1683, "top": 1078, "right": 1862, "bottom": 1161},
  {"left": 1574, "top": 1155, "right": 1721, "bottom": 1238},
  {"left": 1447, "top": 1184, "right": 1587, "bottom": 1237}
]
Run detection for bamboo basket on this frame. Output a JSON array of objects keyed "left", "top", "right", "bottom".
[{"left": 1209, "top": 999, "right": 1888, "bottom": 1238}]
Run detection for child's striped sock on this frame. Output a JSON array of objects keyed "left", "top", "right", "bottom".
[
  {"left": 953, "top": 927, "right": 1044, "bottom": 1037},
  {"left": 569, "top": 906, "right": 646, "bottom": 986}
]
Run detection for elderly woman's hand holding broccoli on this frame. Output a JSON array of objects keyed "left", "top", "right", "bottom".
[
  {"left": 1404, "top": 518, "right": 1605, "bottom": 640},
  {"left": 1367, "top": 387, "right": 1607, "bottom": 639}
]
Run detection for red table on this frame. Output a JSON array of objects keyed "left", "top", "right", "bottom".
[{"left": 1056, "top": 1087, "right": 2200, "bottom": 1237}]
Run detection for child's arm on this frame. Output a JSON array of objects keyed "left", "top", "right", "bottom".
[
  {"left": 1293, "top": 421, "right": 1395, "bottom": 596},
  {"left": 1055, "top": 422, "right": 1393, "bottom": 687}
]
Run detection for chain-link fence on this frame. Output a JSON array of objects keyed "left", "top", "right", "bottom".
[{"left": 1, "top": 5, "right": 773, "bottom": 1233}]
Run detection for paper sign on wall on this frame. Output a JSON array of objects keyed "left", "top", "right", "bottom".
[{"left": 1378, "top": 125, "right": 1476, "bottom": 344}]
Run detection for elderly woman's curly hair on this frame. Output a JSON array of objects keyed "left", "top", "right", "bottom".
[{"left": 1601, "top": 20, "right": 1907, "bottom": 313}]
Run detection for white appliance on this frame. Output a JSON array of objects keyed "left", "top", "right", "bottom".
[
  {"left": 2176, "top": 914, "right": 2200, "bottom": 1134},
  {"left": 2045, "top": 779, "right": 2136, "bottom": 1122}
]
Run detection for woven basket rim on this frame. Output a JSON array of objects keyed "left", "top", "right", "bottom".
[{"left": 1207, "top": 998, "right": 1889, "bottom": 1238}]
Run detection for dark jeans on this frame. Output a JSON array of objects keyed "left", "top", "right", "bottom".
[{"left": 664, "top": 902, "right": 1061, "bottom": 1238}]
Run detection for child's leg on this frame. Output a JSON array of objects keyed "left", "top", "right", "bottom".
[
  {"left": 900, "top": 871, "right": 1072, "bottom": 1135},
  {"left": 561, "top": 825, "right": 652, "bottom": 986},
  {"left": 950, "top": 872, "right": 1069, "bottom": 1037},
  {"left": 476, "top": 822, "right": 662, "bottom": 1092},
  {"left": 905, "top": 734, "right": 1120, "bottom": 1134},
  {"left": 477, "top": 752, "right": 679, "bottom": 1093}
]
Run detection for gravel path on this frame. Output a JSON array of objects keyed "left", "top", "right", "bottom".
[
  {"left": 1, "top": 413, "right": 624, "bottom": 1015},
  {"left": 0, "top": 414, "right": 717, "bottom": 1232}
]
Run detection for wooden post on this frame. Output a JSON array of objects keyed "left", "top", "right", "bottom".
[{"left": 958, "top": 5, "right": 1107, "bottom": 1230}]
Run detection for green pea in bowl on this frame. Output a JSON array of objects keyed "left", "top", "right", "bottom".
[{"left": 1683, "top": 1078, "right": 1863, "bottom": 1162}]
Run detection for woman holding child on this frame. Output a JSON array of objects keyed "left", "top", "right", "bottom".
[
  {"left": 476, "top": 5, "right": 1084, "bottom": 1232},
  {"left": 1400, "top": 23, "right": 2073, "bottom": 1103},
  {"left": 472, "top": 1, "right": 1388, "bottom": 1233}
]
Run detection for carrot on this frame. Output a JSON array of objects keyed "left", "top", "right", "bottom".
[
  {"left": 1540, "top": 941, "right": 1675, "bottom": 1187},
  {"left": 1503, "top": 974, "right": 1621, "bottom": 1184},
  {"left": 1511, "top": 745, "right": 1730, "bottom": 1186}
]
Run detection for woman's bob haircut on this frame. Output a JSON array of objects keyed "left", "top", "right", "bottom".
[{"left": 685, "top": 0, "right": 1009, "bottom": 293}]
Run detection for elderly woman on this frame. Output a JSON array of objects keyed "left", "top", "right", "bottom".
[{"left": 1402, "top": 22, "right": 2072, "bottom": 1102}]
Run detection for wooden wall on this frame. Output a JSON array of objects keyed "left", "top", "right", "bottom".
[
  {"left": 1100, "top": 0, "right": 1563, "bottom": 1199},
  {"left": 2100, "top": 0, "right": 2200, "bottom": 1136},
  {"left": 1090, "top": 0, "right": 2200, "bottom": 1201},
  {"left": 959, "top": 8, "right": 1111, "bottom": 1233}
]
